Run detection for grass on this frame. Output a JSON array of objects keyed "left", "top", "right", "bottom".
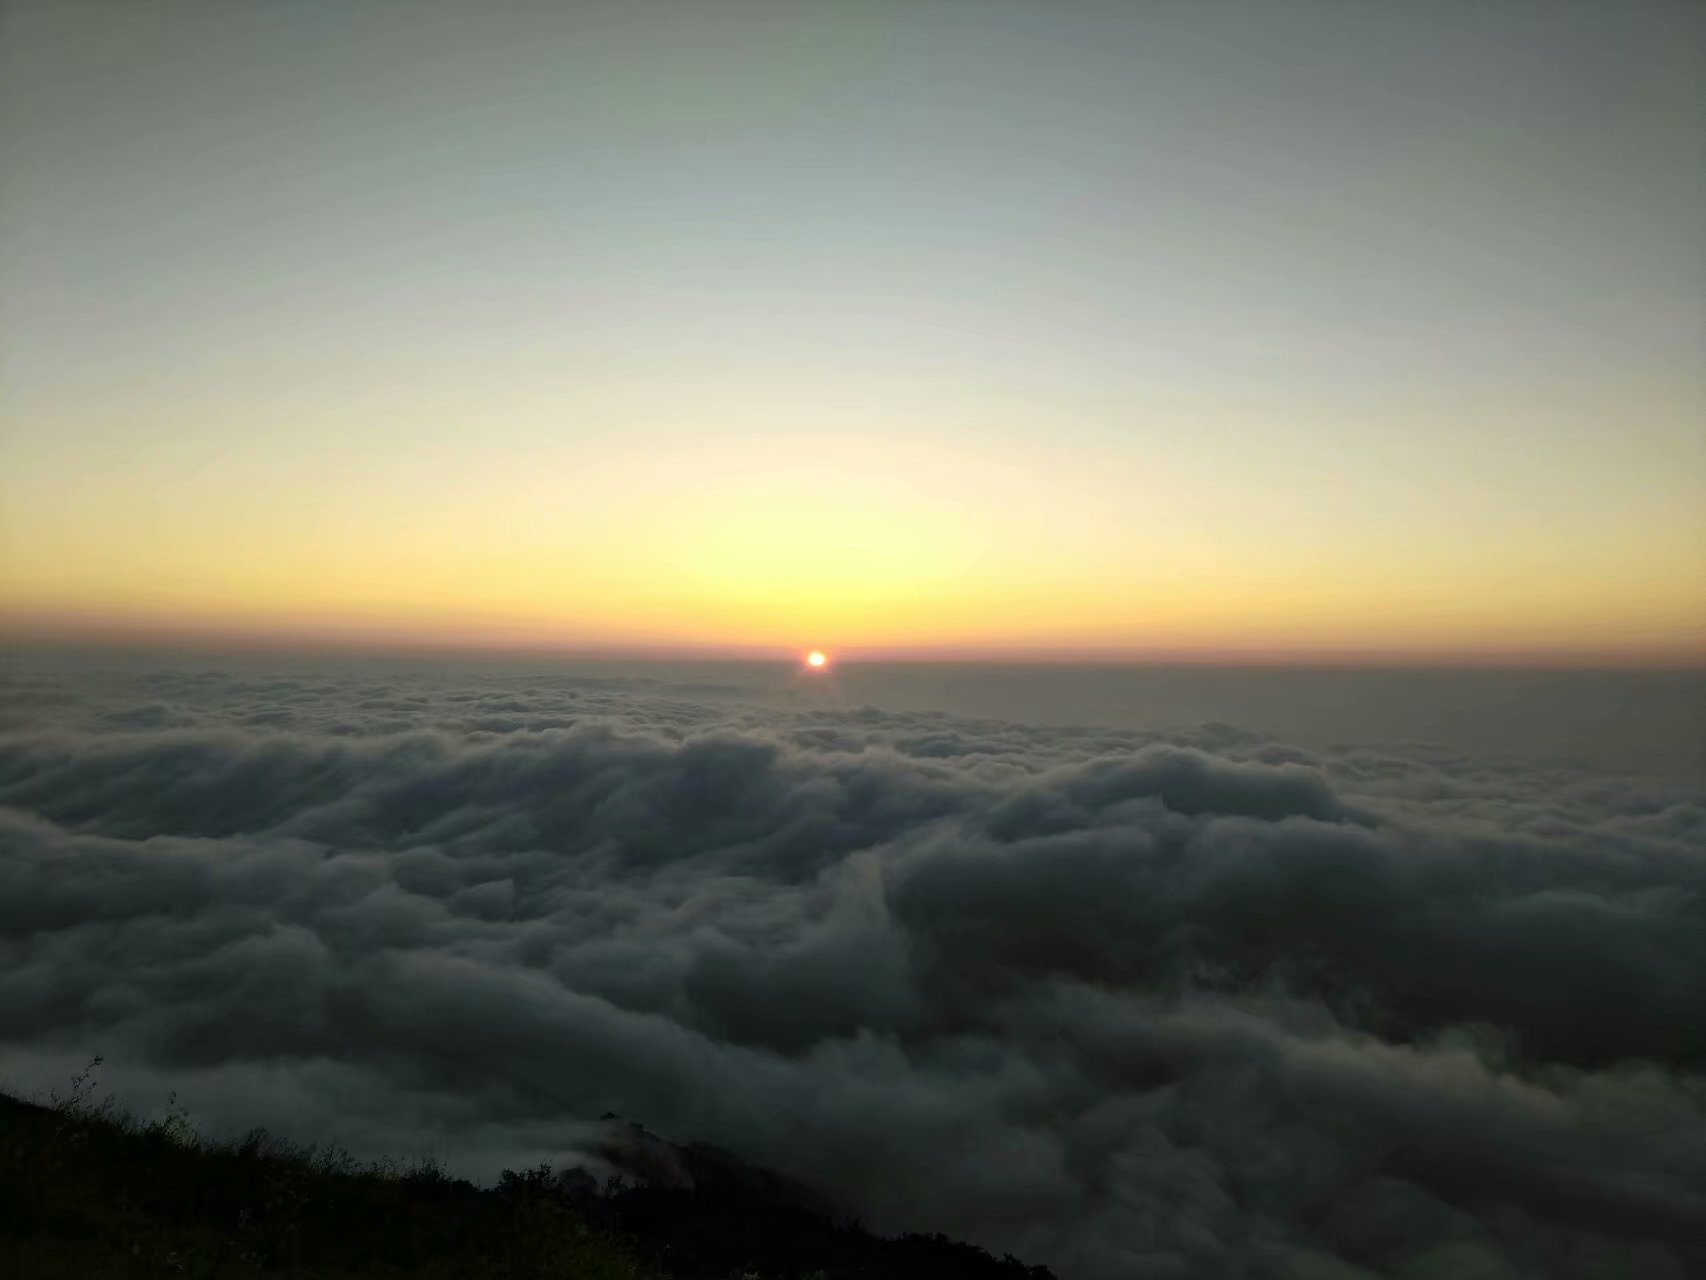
[
  {"left": 0, "top": 1060, "right": 655, "bottom": 1279},
  {"left": 0, "top": 1061, "right": 1054, "bottom": 1279}
]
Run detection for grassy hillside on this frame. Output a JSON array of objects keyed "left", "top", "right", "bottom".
[{"left": 0, "top": 1073, "right": 1053, "bottom": 1280}]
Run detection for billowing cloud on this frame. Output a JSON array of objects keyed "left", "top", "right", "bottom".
[{"left": 1, "top": 658, "right": 1702, "bottom": 1279}]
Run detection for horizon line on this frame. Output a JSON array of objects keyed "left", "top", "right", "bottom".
[{"left": 3, "top": 616, "right": 1702, "bottom": 674}]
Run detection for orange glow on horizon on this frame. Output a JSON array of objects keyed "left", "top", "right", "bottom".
[
  {"left": 3, "top": 599, "right": 1703, "bottom": 671},
  {"left": 3, "top": 426, "right": 1702, "bottom": 669}
]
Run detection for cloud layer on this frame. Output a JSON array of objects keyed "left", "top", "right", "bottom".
[{"left": 2, "top": 658, "right": 1703, "bottom": 1278}]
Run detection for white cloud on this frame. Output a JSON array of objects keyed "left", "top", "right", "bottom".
[{"left": 1, "top": 660, "right": 1702, "bottom": 1279}]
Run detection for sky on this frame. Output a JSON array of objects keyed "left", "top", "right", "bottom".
[{"left": 2, "top": 0, "right": 1702, "bottom": 663}]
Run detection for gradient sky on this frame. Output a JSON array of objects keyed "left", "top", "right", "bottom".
[{"left": 3, "top": 0, "right": 1702, "bottom": 661}]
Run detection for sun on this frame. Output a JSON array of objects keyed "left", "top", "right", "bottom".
[{"left": 804, "top": 650, "right": 829, "bottom": 670}]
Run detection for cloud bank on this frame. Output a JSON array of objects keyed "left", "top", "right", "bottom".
[{"left": 1, "top": 659, "right": 1703, "bottom": 1278}]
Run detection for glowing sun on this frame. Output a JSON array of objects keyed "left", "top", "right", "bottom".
[{"left": 804, "top": 650, "right": 829, "bottom": 670}]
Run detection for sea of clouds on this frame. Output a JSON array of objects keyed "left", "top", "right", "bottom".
[{"left": 1, "top": 657, "right": 1702, "bottom": 1279}]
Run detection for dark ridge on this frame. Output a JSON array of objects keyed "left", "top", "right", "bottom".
[
  {"left": 573, "top": 1117, "right": 1054, "bottom": 1279},
  {"left": 0, "top": 1092, "right": 1055, "bottom": 1279}
]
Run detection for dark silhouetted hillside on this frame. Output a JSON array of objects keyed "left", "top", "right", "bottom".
[{"left": 0, "top": 1087, "right": 1054, "bottom": 1279}]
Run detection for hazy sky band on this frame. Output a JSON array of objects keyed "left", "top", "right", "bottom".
[{"left": 2, "top": 1, "right": 1702, "bottom": 660}]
